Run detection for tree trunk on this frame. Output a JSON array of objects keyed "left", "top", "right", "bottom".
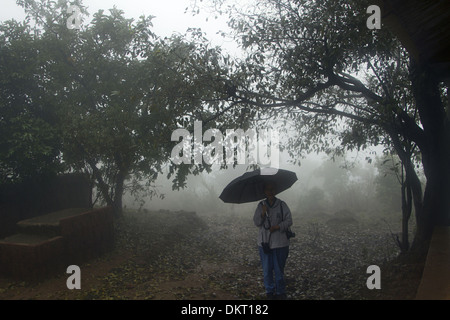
[
  {"left": 87, "top": 159, "right": 114, "bottom": 208},
  {"left": 410, "top": 62, "right": 450, "bottom": 252},
  {"left": 388, "top": 130, "right": 424, "bottom": 253},
  {"left": 403, "top": 153, "right": 425, "bottom": 253},
  {"left": 87, "top": 158, "right": 127, "bottom": 218},
  {"left": 112, "top": 170, "right": 126, "bottom": 217},
  {"left": 112, "top": 150, "right": 129, "bottom": 218},
  {"left": 399, "top": 163, "right": 412, "bottom": 253}
]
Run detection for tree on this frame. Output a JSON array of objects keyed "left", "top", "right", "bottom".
[
  {"left": 0, "top": 19, "right": 63, "bottom": 184},
  {"left": 197, "top": 0, "right": 449, "bottom": 252},
  {"left": 6, "top": 0, "right": 235, "bottom": 216}
]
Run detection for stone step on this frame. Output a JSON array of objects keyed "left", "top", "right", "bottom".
[
  {"left": 15, "top": 208, "right": 91, "bottom": 237},
  {"left": 0, "top": 207, "right": 113, "bottom": 280},
  {"left": 0, "top": 234, "right": 65, "bottom": 280},
  {"left": 0, "top": 233, "right": 54, "bottom": 245}
]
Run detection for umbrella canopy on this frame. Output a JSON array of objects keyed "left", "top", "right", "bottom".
[{"left": 219, "top": 167, "right": 298, "bottom": 204}]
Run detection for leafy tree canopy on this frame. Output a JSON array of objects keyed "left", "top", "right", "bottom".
[{"left": 1, "top": 0, "right": 239, "bottom": 214}]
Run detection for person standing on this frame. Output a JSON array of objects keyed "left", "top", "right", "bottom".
[{"left": 253, "top": 182, "right": 293, "bottom": 300}]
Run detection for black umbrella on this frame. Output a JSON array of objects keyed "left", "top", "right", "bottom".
[{"left": 219, "top": 167, "right": 298, "bottom": 204}]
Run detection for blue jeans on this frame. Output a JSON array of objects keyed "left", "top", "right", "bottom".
[{"left": 258, "top": 246, "right": 289, "bottom": 295}]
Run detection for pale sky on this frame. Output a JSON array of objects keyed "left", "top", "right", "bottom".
[{"left": 0, "top": 0, "right": 239, "bottom": 53}]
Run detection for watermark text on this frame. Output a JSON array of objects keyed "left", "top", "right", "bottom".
[{"left": 171, "top": 121, "right": 279, "bottom": 167}]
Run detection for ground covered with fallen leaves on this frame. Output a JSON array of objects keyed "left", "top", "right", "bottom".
[{"left": 0, "top": 208, "right": 426, "bottom": 300}]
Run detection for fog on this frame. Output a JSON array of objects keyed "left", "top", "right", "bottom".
[{"left": 122, "top": 146, "right": 396, "bottom": 220}]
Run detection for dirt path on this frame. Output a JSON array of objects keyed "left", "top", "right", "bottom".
[{"left": 0, "top": 209, "right": 424, "bottom": 300}]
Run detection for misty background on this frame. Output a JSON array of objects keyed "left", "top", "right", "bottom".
[{"left": 123, "top": 146, "right": 410, "bottom": 227}]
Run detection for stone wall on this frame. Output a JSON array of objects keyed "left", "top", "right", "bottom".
[
  {"left": 0, "top": 236, "right": 65, "bottom": 280},
  {"left": 60, "top": 207, "right": 114, "bottom": 265},
  {"left": 0, "top": 207, "right": 113, "bottom": 281}
]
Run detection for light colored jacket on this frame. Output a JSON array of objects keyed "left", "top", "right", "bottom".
[{"left": 253, "top": 198, "right": 293, "bottom": 249}]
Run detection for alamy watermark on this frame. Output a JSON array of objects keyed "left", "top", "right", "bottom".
[
  {"left": 366, "top": 265, "right": 381, "bottom": 289},
  {"left": 66, "top": 265, "right": 81, "bottom": 289},
  {"left": 366, "top": 5, "right": 381, "bottom": 30},
  {"left": 66, "top": 5, "right": 81, "bottom": 30},
  {"left": 170, "top": 121, "right": 280, "bottom": 167}
]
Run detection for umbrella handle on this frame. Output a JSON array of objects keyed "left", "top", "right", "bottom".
[
  {"left": 260, "top": 201, "right": 272, "bottom": 231},
  {"left": 260, "top": 201, "right": 268, "bottom": 217}
]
